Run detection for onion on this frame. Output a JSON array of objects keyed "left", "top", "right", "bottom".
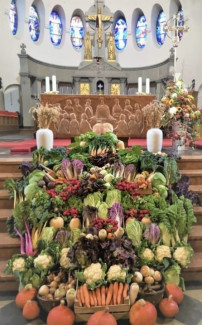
[{"left": 38, "top": 285, "right": 49, "bottom": 296}]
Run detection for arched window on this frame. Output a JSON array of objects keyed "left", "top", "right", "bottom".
[
  {"left": 178, "top": 7, "right": 184, "bottom": 41},
  {"left": 156, "top": 11, "right": 167, "bottom": 45},
  {"left": 28, "top": 5, "right": 40, "bottom": 42},
  {"left": 49, "top": 11, "right": 62, "bottom": 46},
  {"left": 114, "top": 18, "right": 127, "bottom": 50},
  {"left": 70, "top": 16, "right": 84, "bottom": 49},
  {"left": 136, "top": 15, "right": 148, "bottom": 49},
  {"left": 9, "top": 0, "right": 17, "bottom": 35}
]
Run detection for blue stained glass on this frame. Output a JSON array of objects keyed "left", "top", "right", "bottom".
[
  {"left": 49, "top": 11, "right": 62, "bottom": 46},
  {"left": 156, "top": 11, "right": 167, "bottom": 45},
  {"left": 9, "top": 0, "right": 17, "bottom": 35},
  {"left": 29, "top": 5, "right": 40, "bottom": 42},
  {"left": 70, "top": 16, "right": 84, "bottom": 49},
  {"left": 136, "top": 15, "right": 148, "bottom": 49},
  {"left": 114, "top": 18, "right": 127, "bottom": 50},
  {"left": 178, "top": 8, "right": 184, "bottom": 40}
]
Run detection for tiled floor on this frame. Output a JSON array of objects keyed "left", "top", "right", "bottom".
[{"left": 0, "top": 283, "right": 202, "bottom": 325}]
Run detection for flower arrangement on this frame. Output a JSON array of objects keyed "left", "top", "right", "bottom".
[
  {"left": 30, "top": 103, "right": 61, "bottom": 129},
  {"left": 161, "top": 79, "right": 201, "bottom": 147}
]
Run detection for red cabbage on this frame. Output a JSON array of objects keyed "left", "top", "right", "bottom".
[
  {"left": 143, "top": 223, "right": 160, "bottom": 245},
  {"left": 109, "top": 203, "right": 124, "bottom": 228}
]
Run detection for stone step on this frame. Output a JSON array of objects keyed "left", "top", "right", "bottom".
[
  {"left": 182, "top": 252, "right": 202, "bottom": 282},
  {"left": 177, "top": 156, "right": 202, "bottom": 170},
  {"left": 180, "top": 170, "right": 202, "bottom": 185},
  {"left": 0, "top": 233, "right": 20, "bottom": 259},
  {"left": 194, "top": 206, "right": 202, "bottom": 225},
  {"left": 0, "top": 189, "right": 13, "bottom": 209},
  {"left": 189, "top": 185, "right": 202, "bottom": 201},
  {"left": 0, "top": 209, "right": 13, "bottom": 232},
  {"left": 0, "top": 157, "right": 32, "bottom": 173},
  {"left": 0, "top": 172, "right": 22, "bottom": 189},
  {"left": 188, "top": 225, "right": 202, "bottom": 252},
  {"left": 0, "top": 259, "right": 18, "bottom": 292}
]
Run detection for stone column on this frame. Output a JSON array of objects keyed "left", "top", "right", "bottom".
[
  {"left": 120, "top": 78, "right": 126, "bottom": 95},
  {"left": 73, "top": 78, "right": 80, "bottom": 94},
  {"left": 156, "top": 80, "right": 164, "bottom": 100},
  {"left": 20, "top": 73, "right": 32, "bottom": 127}
]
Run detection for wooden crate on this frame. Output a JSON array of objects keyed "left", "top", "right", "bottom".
[{"left": 74, "top": 297, "right": 130, "bottom": 322}]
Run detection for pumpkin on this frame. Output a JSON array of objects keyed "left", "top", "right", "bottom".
[
  {"left": 15, "top": 284, "right": 37, "bottom": 309},
  {"left": 47, "top": 300, "right": 75, "bottom": 325},
  {"left": 22, "top": 300, "right": 40, "bottom": 320},
  {"left": 87, "top": 308, "right": 117, "bottom": 325},
  {"left": 129, "top": 299, "right": 157, "bottom": 325},
  {"left": 165, "top": 284, "right": 184, "bottom": 304},
  {"left": 49, "top": 216, "right": 64, "bottom": 230},
  {"left": 159, "top": 295, "right": 179, "bottom": 318}
]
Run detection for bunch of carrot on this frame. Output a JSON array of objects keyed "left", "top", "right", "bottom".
[{"left": 76, "top": 282, "right": 129, "bottom": 308}]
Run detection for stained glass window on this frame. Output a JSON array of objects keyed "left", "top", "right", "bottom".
[
  {"left": 177, "top": 8, "right": 184, "bottom": 41},
  {"left": 49, "top": 11, "right": 62, "bottom": 46},
  {"left": 114, "top": 18, "right": 127, "bottom": 50},
  {"left": 136, "top": 15, "right": 148, "bottom": 49},
  {"left": 156, "top": 11, "right": 167, "bottom": 45},
  {"left": 9, "top": 0, "right": 17, "bottom": 35},
  {"left": 70, "top": 16, "right": 84, "bottom": 49},
  {"left": 28, "top": 5, "right": 40, "bottom": 42}
]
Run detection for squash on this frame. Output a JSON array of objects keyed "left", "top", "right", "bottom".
[
  {"left": 15, "top": 284, "right": 37, "bottom": 309},
  {"left": 87, "top": 307, "right": 117, "bottom": 325},
  {"left": 50, "top": 216, "right": 64, "bottom": 230},
  {"left": 22, "top": 300, "right": 40, "bottom": 320},
  {"left": 165, "top": 283, "right": 184, "bottom": 304},
  {"left": 69, "top": 217, "right": 81, "bottom": 230},
  {"left": 129, "top": 299, "right": 157, "bottom": 325},
  {"left": 159, "top": 295, "right": 179, "bottom": 318},
  {"left": 47, "top": 300, "right": 75, "bottom": 325}
]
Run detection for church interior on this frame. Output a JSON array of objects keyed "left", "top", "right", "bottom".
[{"left": 0, "top": 0, "right": 202, "bottom": 324}]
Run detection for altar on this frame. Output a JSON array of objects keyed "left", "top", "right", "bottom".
[{"left": 40, "top": 94, "right": 156, "bottom": 139}]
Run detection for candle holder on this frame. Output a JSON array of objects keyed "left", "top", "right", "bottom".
[{"left": 44, "top": 91, "right": 59, "bottom": 95}]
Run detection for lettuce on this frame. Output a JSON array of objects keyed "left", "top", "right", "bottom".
[
  {"left": 106, "top": 189, "right": 121, "bottom": 207},
  {"left": 98, "top": 202, "right": 109, "bottom": 219},
  {"left": 126, "top": 219, "right": 143, "bottom": 248}
]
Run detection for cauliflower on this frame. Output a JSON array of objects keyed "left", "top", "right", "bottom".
[
  {"left": 84, "top": 263, "right": 105, "bottom": 285},
  {"left": 34, "top": 254, "right": 53, "bottom": 270},
  {"left": 155, "top": 245, "right": 171, "bottom": 262},
  {"left": 107, "top": 265, "right": 126, "bottom": 282},
  {"left": 173, "top": 246, "right": 193, "bottom": 267},
  {"left": 12, "top": 257, "right": 26, "bottom": 272},
  {"left": 60, "top": 248, "right": 71, "bottom": 269},
  {"left": 140, "top": 248, "right": 154, "bottom": 262}
]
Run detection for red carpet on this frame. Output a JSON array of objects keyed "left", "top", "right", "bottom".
[{"left": 128, "top": 138, "right": 172, "bottom": 147}]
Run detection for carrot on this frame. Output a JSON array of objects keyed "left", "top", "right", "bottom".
[
  {"left": 79, "top": 285, "right": 85, "bottom": 305},
  {"left": 117, "top": 282, "right": 124, "bottom": 304},
  {"left": 92, "top": 290, "right": 98, "bottom": 306},
  {"left": 113, "top": 282, "right": 119, "bottom": 305},
  {"left": 76, "top": 287, "right": 82, "bottom": 307},
  {"left": 96, "top": 287, "right": 101, "bottom": 306},
  {"left": 101, "top": 285, "right": 106, "bottom": 306},
  {"left": 82, "top": 284, "right": 90, "bottom": 308},
  {"left": 105, "top": 287, "right": 108, "bottom": 296},
  {"left": 123, "top": 283, "right": 129, "bottom": 300},
  {"left": 89, "top": 291, "right": 95, "bottom": 306},
  {"left": 106, "top": 283, "right": 113, "bottom": 306}
]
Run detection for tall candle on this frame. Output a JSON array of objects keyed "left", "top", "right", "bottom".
[
  {"left": 146, "top": 78, "right": 150, "bottom": 94},
  {"left": 52, "top": 75, "right": 57, "bottom": 92},
  {"left": 138, "top": 77, "right": 142, "bottom": 93},
  {"left": 45, "top": 77, "right": 50, "bottom": 93}
]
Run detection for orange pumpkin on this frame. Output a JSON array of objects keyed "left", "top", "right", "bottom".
[
  {"left": 47, "top": 300, "right": 75, "bottom": 325},
  {"left": 159, "top": 295, "right": 179, "bottom": 318},
  {"left": 15, "top": 284, "right": 37, "bottom": 309},
  {"left": 87, "top": 308, "right": 117, "bottom": 325},
  {"left": 165, "top": 284, "right": 184, "bottom": 304},
  {"left": 22, "top": 300, "right": 40, "bottom": 320},
  {"left": 129, "top": 299, "right": 157, "bottom": 325}
]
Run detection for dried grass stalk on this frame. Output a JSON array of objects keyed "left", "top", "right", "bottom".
[
  {"left": 30, "top": 103, "right": 61, "bottom": 129},
  {"left": 142, "top": 100, "right": 166, "bottom": 129}
]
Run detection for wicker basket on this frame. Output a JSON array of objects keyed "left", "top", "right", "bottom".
[
  {"left": 138, "top": 285, "right": 165, "bottom": 306},
  {"left": 37, "top": 294, "right": 64, "bottom": 313}
]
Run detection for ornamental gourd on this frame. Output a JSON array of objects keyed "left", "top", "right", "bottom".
[
  {"left": 15, "top": 284, "right": 37, "bottom": 309},
  {"left": 165, "top": 283, "right": 184, "bottom": 304},
  {"left": 129, "top": 299, "right": 157, "bottom": 325},
  {"left": 47, "top": 300, "right": 75, "bottom": 325},
  {"left": 22, "top": 300, "right": 40, "bottom": 320},
  {"left": 159, "top": 295, "right": 179, "bottom": 318},
  {"left": 87, "top": 308, "right": 117, "bottom": 325}
]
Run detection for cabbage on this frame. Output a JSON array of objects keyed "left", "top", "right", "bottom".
[
  {"left": 72, "top": 159, "right": 84, "bottom": 179},
  {"left": 109, "top": 203, "right": 124, "bottom": 227},
  {"left": 143, "top": 223, "right": 160, "bottom": 245},
  {"left": 151, "top": 172, "right": 166, "bottom": 187},
  {"left": 156, "top": 185, "right": 168, "bottom": 198},
  {"left": 126, "top": 219, "right": 143, "bottom": 247},
  {"left": 83, "top": 192, "right": 103, "bottom": 208},
  {"left": 106, "top": 189, "right": 121, "bottom": 207},
  {"left": 98, "top": 202, "right": 109, "bottom": 219},
  {"left": 163, "top": 263, "right": 181, "bottom": 285},
  {"left": 61, "top": 158, "right": 74, "bottom": 179}
]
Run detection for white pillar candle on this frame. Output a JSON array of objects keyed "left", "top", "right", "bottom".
[
  {"left": 45, "top": 77, "right": 50, "bottom": 93},
  {"left": 146, "top": 78, "right": 150, "bottom": 94},
  {"left": 138, "top": 77, "right": 142, "bottom": 93},
  {"left": 52, "top": 75, "right": 57, "bottom": 92}
]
